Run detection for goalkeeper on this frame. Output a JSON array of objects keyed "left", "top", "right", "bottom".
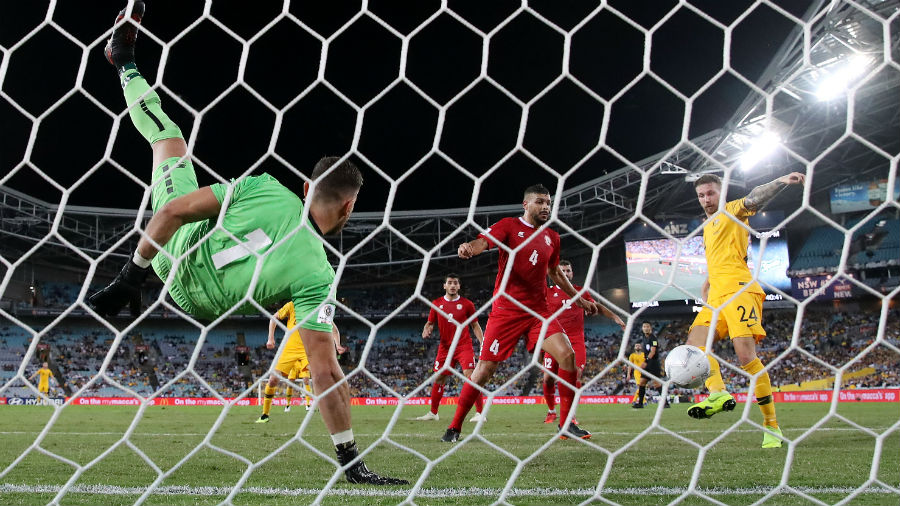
[{"left": 88, "top": 1, "right": 407, "bottom": 486}]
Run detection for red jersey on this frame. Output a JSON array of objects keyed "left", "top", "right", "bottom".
[
  {"left": 428, "top": 295, "right": 477, "bottom": 347},
  {"left": 547, "top": 283, "right": 594, "bottom": 338},
  {"left": 479, "top": 217, "right": 560, "bottom": 312}
]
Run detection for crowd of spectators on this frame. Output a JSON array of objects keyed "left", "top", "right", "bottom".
[
  {"left": 18, "top": 280, "right": 497, "bottom": 321},
  {"left": 5, "top": 305, "right": 897, "bottom": 401},
  {"left": 340, "top": 281, "right": 496, "bottom": 318}
]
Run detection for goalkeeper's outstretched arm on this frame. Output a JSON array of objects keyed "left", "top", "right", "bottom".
[
  {"left": 88, "top": 187, "right": 221, "bottom": 317},
  {"left": 136, "top": 187, "right": 221, "bottom": 261}
]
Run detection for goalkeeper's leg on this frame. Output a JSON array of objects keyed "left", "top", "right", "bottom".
[
  {"left": 104, "top": 0, "right": 188, "bottom": 174},
  {"left": 301, "top": 327, "right": 408, "bottom": 485},
  {"left": 103, "top": 0, "right": 201, "bottom": 291}
]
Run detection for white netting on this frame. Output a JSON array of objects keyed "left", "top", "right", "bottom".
[{"left": 0, "top": 1, "right": 898, "bottom": 505}]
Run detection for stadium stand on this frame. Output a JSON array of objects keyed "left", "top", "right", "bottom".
[
  {"left": 3, "top": 236, "right": 898, "bottom": 402},
  {"left": 789, "top": 215, "right": 899, "bottom": 274},
  {"left": 3, "top": 305, "right": 896, "bottom": 401}
]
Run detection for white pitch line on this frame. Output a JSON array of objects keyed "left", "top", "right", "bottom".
[
  {"left": 0, "top": 427, "right": 891, "bottom": 438},
  {"left": 0, "top": 483, "right": 896, "bottom": 498}
]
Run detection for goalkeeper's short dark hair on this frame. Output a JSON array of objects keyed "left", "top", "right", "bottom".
[
  {"left": 311, "top": 156, "right": 363, "bottom": 201},
  {"left": 524, "top": 183, "right": 551, "bottom": 198}
]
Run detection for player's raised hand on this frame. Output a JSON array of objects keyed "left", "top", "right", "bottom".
[
  {"left": 458, "top": 242, "right": 475, "bottom": 259},
  {"left": 87, "top": 261, "right": 149, "bottom": 318},
  {"left": 778, "top": 172, "right": 805, "bottom": 186}
]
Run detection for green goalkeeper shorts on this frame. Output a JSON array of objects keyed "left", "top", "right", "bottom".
[
  {"left": 149, "top": 156, "right": 201, "bottom": 315},
  {"left": 151, "top": 156, "right": 198, "bottom": 212}
]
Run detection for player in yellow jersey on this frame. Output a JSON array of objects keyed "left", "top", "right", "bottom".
[
  {"left": 29, "top": 362, "right": 54, "bottom": 397},
  {"left": 626, "top": 344, "right": 644, "bottom": 406},
  {"left": 686, "top": 172, "right": 804, "bottom": 448},
  {"left": 256, "top": 301, "right": 338, "bottom": 422}
]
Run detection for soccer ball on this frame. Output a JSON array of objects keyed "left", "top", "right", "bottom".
[{"left": 665, "top": 345, "right": 711, "bottom": 389}]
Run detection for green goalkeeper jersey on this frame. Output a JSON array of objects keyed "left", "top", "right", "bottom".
[{"left": 151, "top": 174, "right": 336, "bottom": 330}]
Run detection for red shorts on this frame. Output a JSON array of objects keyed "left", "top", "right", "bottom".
[
  {"left": 480, "top": 306, "right": 565, "bottom": 362},
  {"left": 434, "top": 344, "right": 476, "bottom": 375},
  {"left": 542, "top": 333, "right": 586, "bottom": 372}
]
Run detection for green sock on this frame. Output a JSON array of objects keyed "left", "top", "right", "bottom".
[{"left": 120, "top": 63, "right": 183, "bottom": 145}]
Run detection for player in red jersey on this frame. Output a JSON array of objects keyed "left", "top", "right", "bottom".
[
  {"left": 416, "top": 274, "right": 485, "bottom": 422},
  {"left": 541, "top": 260, "right": 622, "bottom": 423},
  {"left": 441, "top": 184, "right": 626, "bottom": 442}
]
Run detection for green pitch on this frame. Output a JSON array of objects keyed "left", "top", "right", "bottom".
[{"left": 0, "top": 402, "right": 897, "bottom": 505}]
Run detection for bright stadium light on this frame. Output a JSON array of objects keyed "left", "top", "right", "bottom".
[
  {"left": 740, "top": 130, "right": 781, "bottom": 170},
  {"left": 816, "top": 54, "right": 871, "bottom": 101}
]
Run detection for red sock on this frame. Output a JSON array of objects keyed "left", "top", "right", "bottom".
[
  {"left": 474, "top": 392, "right": 484, "bottom": 414},
  {"left": 543, "top": 380, "right": 556, "bottom": 411},
  {"left": 430, "top": 382, "right": 444, "bottom": 414},
  {"left": 558, "top": 368, "right": 578, "bottom": 427},
  {"left": 449, "top": 383, "right": 480, "bottom": 430}
]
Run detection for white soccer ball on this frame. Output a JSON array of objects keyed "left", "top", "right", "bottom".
[{"left": 665, "top": 344, "right": 711, "bottom": 389}]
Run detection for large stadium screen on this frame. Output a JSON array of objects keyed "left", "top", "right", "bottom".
[
  {"left": 830, "top": 179, "right": 900, "bottom": 214},
  {"left": 626, "top": 229, "right": 791, "bottom": 307}
]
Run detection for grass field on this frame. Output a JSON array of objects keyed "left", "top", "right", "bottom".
[{"left": 0, "top": 402, "right": 897, "bottom": 505}]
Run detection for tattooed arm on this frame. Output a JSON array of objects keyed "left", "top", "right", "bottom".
[{"left": 743, "top": 172, "right": 805, "bottom": 212}]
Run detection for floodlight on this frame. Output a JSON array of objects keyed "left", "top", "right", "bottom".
[
  {"left": 816, "top": 54, "right": 870, "bottom": 101},
  {"left": 740, "top": 131, "right": 781, "bottom": 170}
]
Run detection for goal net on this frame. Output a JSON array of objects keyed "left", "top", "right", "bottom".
[{"left": 0, "top": 1, "right": 898, "bottom": 505}]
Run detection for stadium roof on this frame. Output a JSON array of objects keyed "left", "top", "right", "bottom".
[{"left": 1, "top": 0, "right": 897, "bottom": 285}]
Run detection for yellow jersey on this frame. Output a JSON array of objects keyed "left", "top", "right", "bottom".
[
  {"left": 628, "top": 352, "right": 645, "bottom": 367},
  {"left": 276, "top": 301, "right": 307, "bottom": 352},
  {"left": 37, "top": 368, "right": 53, "bottom": 389},
  {"left": 703, "top": 198, "right": 765, "bottom": 299}
]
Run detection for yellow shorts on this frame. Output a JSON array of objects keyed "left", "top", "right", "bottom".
[
  {"left": 634, "top": 371, "right": 642, "bottom": 383},
  {"left": 275, "top": 332, "right": 310, "bottom": 377},
  {"left": 287, "top": 359, "right": 310, "bottom": 380},
  {"left": 690, "top": 290, "right": 766, "bottom": 341},
  {"left": 38, "top": 385, "right": 49, "bottom": 394}
]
